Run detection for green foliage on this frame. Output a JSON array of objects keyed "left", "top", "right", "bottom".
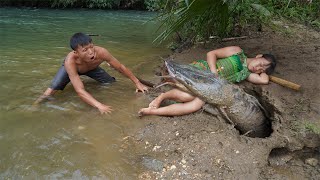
[
  {"left": 303, "top": 122, "right": 320, "bottom": 134},
  {"left": 153, "top": 0, "right": 230, "bottom": 43},
  {"left": 86, "top": 0, "right": 121, "bottom": 9},
  {"left": 51, "top": 0, "right": 133, "bottom": 9},
  {"left": 263, "top": 0, "right": 320, "bottom": 29},
  {"left": 154, "top": 0, "right": 319, "bottom": 44},
  {"left": 0, "top": 0, "right": 146, "bottom": 9},
  {"left": 144, "top": 0, "right": 162, "bottom": 11},
  {"left": 51, "top": 0, "right": 77, "bottom": 8}
]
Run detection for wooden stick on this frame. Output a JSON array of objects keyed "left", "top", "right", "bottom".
[
  {"left": 88, "top": 34, "right": 100, "bottom": 36},
  {"left": 269, "top": 75, "right": 301, "bottom": 91},
  {"left": 222, "top": 36, "right": 247, "bottom": 42}
]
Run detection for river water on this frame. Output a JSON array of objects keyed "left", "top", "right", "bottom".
[{"left": 0, "top": 8, "right": 168, "bottom": 179}]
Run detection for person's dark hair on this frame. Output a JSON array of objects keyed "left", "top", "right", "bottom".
[
  {"left": 262, "top": 54, "right": 276, "bottom": 75},
  {"left": 70, "top": 32, "right": 92, "bottom": 50}
]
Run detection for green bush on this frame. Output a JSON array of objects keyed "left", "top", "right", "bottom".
[
  {"left": 264, "top": 0, "right": 319, "bottom": 29},
  {"left": 0, "top": 0, "right": 149, "bottom": 9},
  {"left": 144, "top": 0, "right": 161, "bottom": 11},
  {"left": 153, "top": 0, "right": 319, "bottom": 44}
]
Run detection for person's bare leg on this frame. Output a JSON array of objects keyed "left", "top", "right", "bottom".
[
  {"left": 139, "top": 97, "right": 205, "bottom": 116},
  {"left": 33, "top": 88, "right": 57, "bottom": 105},
  {"left": 149, "top": 88, "right": 195, "bottom": 109}
]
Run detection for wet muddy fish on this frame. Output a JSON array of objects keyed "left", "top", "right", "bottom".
[{"left": 165, "top": 60, "right": 270, "bottom": 137}]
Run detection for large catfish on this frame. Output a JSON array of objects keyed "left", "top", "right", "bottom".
[{"left": 165, "top": 60, "right": 271, "bottom": 137}]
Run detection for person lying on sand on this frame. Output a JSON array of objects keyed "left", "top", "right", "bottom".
[
  {"left": 138, "top": 46, "right": 276, "bottom": 116},
  {"left": 34, "top": 32, "right": 148, "bottom": 114}
]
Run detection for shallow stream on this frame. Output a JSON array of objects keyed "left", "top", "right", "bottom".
[{"left": 0, "top": 7, "right": 168, "bottom": 179}]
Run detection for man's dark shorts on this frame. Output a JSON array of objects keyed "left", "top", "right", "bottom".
[{"left": 50, "top": 63, "right": 116, "bottom": 90}]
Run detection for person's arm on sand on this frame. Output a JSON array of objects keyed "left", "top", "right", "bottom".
[
  {"left": 206, "top": 46, "right": 242, "bottom": 74},
  {"left": 64, "top": 56, "right": 113, "bottom": 114},
  {"left": 246, "top": 72, "right": 269, "bottom": 85},
  {"left": 102, "top": 48, "right": 148, "bottom": 93}
]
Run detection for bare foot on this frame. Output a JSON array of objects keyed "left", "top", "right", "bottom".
[
  {"left": 138, "top": 107, "right": 154, "bottom": 117},
  {"left": 148, "top": 95, "right": 163, "bottom": 109}
]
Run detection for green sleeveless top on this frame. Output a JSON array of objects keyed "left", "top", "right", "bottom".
[{"left": 190, "top": 50, "right": 251, "bottom": 83}]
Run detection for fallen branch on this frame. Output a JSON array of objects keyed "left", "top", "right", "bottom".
[
  {"left": 222, "top": 36, "right": 247, "bottom": 42},
  {"left": 137, "top": 78, "right": 156, "bottom": 88}
]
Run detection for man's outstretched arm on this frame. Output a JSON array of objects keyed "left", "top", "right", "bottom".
[
  {"left": 103, "top": 49, "right": 148, "bottom": 93},
  {"left": 65, "top": 59, "right": 113, "bottom": 114},
  {"left": 33, "top": 88, "right": 56, "bottom": 105}
]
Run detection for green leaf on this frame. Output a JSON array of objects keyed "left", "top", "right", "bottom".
[{"left": 251, "top": 3, "right": 271, "bottom": 17}]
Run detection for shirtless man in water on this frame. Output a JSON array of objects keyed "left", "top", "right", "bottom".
[{"left": 35, "top": 32, "right": 148, "bottom": 114}]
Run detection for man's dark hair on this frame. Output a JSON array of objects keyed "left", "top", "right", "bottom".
[
  {"left": 70, "top": 32, "right": 92, "bottom": 50},
  {"left": 262, "top": 54, "right": 276, "bottom": 75}
]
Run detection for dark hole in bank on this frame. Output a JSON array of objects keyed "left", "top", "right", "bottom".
[
  {"left": 268, "top": 147, "right": 320, "bottom": 166},
  {"left": 268, "top": 147, "right": 292, "bottom": 166},
  {"left": 238, "top": 86, "right": 275, "bottom": 138},
  {"left": 199, "top": 85, "right": 274, "bottom": 138}
]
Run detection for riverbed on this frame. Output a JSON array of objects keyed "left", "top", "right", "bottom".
[{"left": 0, "top": 7, "right": 169, "bottom": 179}]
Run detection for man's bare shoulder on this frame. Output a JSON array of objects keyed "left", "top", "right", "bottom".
[
  {"left": 95, "top": 46, "right": 113, "bottom": 61},
  {"left": 64, "top": 52, "right": 77, "bottom": 65},
  {"left": 94, "top": 46, "right": 108, "bottom": 53},
  {"left": 64, "top": 52, "right": 81, "bottom": 73}
]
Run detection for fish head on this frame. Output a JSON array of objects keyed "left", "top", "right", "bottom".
[
  {"left": 165, "top": 60, "right": 216, "bottom": 86},
  {"left": 165, "top": 60, "right": 230, "bottom": 105}
]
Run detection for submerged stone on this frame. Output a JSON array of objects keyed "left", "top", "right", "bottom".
[{"left": 142, "top": 156, "right": 164, "bottom": 172}]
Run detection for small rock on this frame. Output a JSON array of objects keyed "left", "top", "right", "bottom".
[
  {"left": 181, "top": 159, "right": 186, "bottom": 164},
  {"left": 78, "top": 126, "right": 85, "bottom": 130},
  {"left": 235, "top": 150, "right": 240, "bottom": 154},
  {"left": 170, "top": 165, "right": 176, "bottom": 170},
  {"left": 152, "top": 145, "right": 161, "bottom": 151},
  {"left": 122, "top": 136, "right": 130, "bottom": 140},
  {"left": 173, "top": 121, "right": 177, "bottom": 126},
  {"left": 138, "top": 172, "right": 152, "bottom": 179},
  {"left": 175, "top": 131, "right": 179, "bottom": 136},
  {"left": 142, "top": 156, "right": 164, "bottom": 172},
  {"left": 216, "top": 159, "right": 221, "bottom": 164},
  {"left": 163, "top": 168, "right": 166, "bottom": 172},
  {"left": 305, "top": 158, "right": 318, "bottom": 166},
  {"left": 145, "top": 141, "right": 149, "bottom": 145}
]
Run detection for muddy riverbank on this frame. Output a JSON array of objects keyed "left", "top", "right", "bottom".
[{"left": 124, "top": 24, "right": 320, "bottom": 179}]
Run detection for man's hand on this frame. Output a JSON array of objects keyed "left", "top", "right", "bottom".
[
  {"left": 135, "top": 82, "right": 149, "bottom": 93},
  {"left": 97, "top": 103, "right": 113, "bottom": 114}
]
